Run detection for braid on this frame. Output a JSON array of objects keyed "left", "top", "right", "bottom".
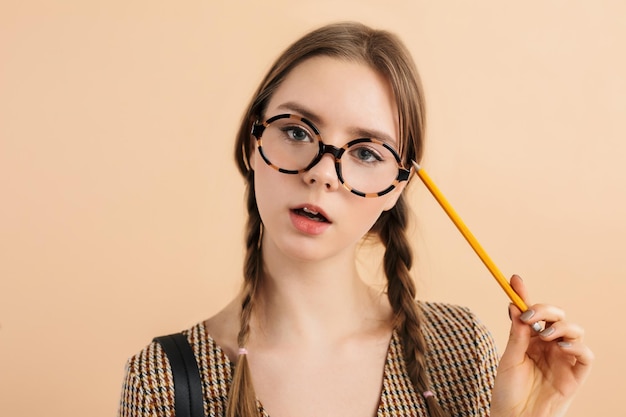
[
  {"left": 375, "top": 196, "right": 450, "bottom": 417},
  {"left": 226, "top": 178, "right": 262, "bottom": 417}
]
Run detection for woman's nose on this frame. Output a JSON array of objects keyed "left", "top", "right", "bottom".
[{"left": 301, "top": 153, "right": 340, "bottom": 191}]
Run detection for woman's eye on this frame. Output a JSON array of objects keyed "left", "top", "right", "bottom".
[
  {"left": 353, "top": 146, "right": 383, "bottom": 163},
  {"left": 284, "top": 126, "right": 311, "bottom": 142}
]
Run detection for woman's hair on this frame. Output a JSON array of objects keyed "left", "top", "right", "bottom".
[{"left": 230, "top": 22, "right": 448, "bottom": 417}]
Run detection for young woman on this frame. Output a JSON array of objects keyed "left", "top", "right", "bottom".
[{"left": 119, "top": 22, "right": 593, "bottom": 417}]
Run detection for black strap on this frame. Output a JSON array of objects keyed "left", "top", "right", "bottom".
[{"left": 153, "top": 333, "right": 205, "bottom": 417}]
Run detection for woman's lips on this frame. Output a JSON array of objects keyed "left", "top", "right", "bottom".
[
  {"left": 291, "top": 204, "right": 331, "bottom": 223},
  {"left": 293, "top": 207, "right": 329, "bottom": 222},
  {"left": 289, "top": 205, "right": 332, "bottom": 235}
]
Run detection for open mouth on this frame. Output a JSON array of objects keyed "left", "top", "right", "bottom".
[{"left": 292, "top": 207, "right": 329, "bottom": 223}]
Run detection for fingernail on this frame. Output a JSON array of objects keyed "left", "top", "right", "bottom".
[
  {"left": 531, "top": 322, "right": 543, "bottom": 332},
  {"left": 520, "top": 309, "right": 535, "bottom": 322},
  {"left": 540, "top": 327, "right": 555, "bottom": 337},
  {"left": 558, "top": 341, "right": 572, "bottom": 348}
]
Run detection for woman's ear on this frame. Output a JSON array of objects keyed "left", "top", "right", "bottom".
[
  {"left": 248, "top": 119, "right": 261, "bottom": 171},
  {"left": 248, "top": 137, "right": 256, "bottom": 171}
]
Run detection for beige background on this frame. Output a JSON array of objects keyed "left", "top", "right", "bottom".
[{"left": 1, "top": 1, "right": 624, "bottom": 416}]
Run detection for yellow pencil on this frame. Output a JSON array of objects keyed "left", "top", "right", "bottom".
[{"left": 411, "top": 161, "right": 534, "bottom": 316}]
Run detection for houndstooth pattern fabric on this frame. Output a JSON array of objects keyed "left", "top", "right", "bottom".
[{"left": 118, "top": 302, "right": 497, "bottom": 417}]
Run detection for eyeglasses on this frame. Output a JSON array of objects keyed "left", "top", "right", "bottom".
[{"left": 251, "top": 114, "right": 410, "bottom": 197}]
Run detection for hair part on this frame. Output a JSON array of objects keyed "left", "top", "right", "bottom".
[{"left": 230, "top": 21, "right": 448, "bottom": 417}]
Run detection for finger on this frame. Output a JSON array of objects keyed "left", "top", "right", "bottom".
[
  {"left": 519, "top": 303, "right": 566, "bottom": 327},
  {"left": 553, "top": 340, "right": 595, "bottom": 382},
  {"left": 501, "top": 303, "right": 533, "bottom": 363},
  {"left": 509, "top": 275, "right": 544, "bottom": 331},
  {"left": 536, "top": 320, "right": 584, "bottom": 343},
  {"left": 509, "top": 274, "right": 529, "bottom": 303},
  {"left": 564, "top": 343, "right": 595, "bottom": 369},
  {"left": 508, "top": 276, "right": 546, "bottom": 332}
]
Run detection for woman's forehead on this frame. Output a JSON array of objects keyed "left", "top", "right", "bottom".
[{"left": 265, "top": 56, "right": 400, "bottom": 141}]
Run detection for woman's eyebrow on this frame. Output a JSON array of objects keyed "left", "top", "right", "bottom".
[
  {"left": 348, "top": 127, "right": 397, "bottom": 147},
  {"left": 276, "top": 102, "right": 323, "bottom": 126},
  {"left": 275, "top": 101, "right": 398, "bottom": 147}
]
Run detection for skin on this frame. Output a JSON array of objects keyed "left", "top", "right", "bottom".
[
  {"left": 491, "top": 275, "right": 594, "bottom": 417},
  {"left": 251, "top": 56, "right": 405, "bottom": 266},
  {"left": 206, "top": 56, "right": 593, "bottom": 417},
  {"left": 209, "top": 56, "right": 403, "bottom": 417}
]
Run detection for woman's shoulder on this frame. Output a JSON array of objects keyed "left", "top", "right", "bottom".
[
  {"left": 125, "top": 321, "right": 224, "bottom": 375},
  {"left": 415, "top": 301, "right": 498, "bottom": 415},
  {"left": 416, "top": 300, "right": 496, "bottom": 353},
  {"left": 125, "top": 298, "right": 240, "bottom": 378},
  {"left": 417, "top": 300, "right": 477, "bottom": 325},
  {"left": 120, "top": 321, "right": 233, "bottom": 416}
]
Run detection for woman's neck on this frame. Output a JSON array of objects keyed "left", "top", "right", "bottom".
[{"left": 252, "top": 241, "right": 392, "bottom": 347}]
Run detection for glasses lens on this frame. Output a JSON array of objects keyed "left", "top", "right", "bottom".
[
  {"left": 260, "top": 117, "right": 320, "bottom": 172},
  {"left": 340, "top": 140, "right": 401, "bottom": 194},
  {"left": 258, "top": 115, "right": 403, "bottom": 195}
]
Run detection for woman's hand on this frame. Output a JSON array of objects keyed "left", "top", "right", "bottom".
[{"left": 490, "top": 275, "right": 594, "bottom": 417}]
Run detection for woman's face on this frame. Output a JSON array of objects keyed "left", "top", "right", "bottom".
[{"left": 250, "top": 56, "right": 405, "bottom": 263}]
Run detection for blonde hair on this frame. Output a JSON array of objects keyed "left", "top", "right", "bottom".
[{"left": 231, "top": 22, "right": 448, "bottom": 417}]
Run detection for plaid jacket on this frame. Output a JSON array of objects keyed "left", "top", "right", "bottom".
[{"left": 119, "top": 302, "right": 498, "bottom": 417}]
